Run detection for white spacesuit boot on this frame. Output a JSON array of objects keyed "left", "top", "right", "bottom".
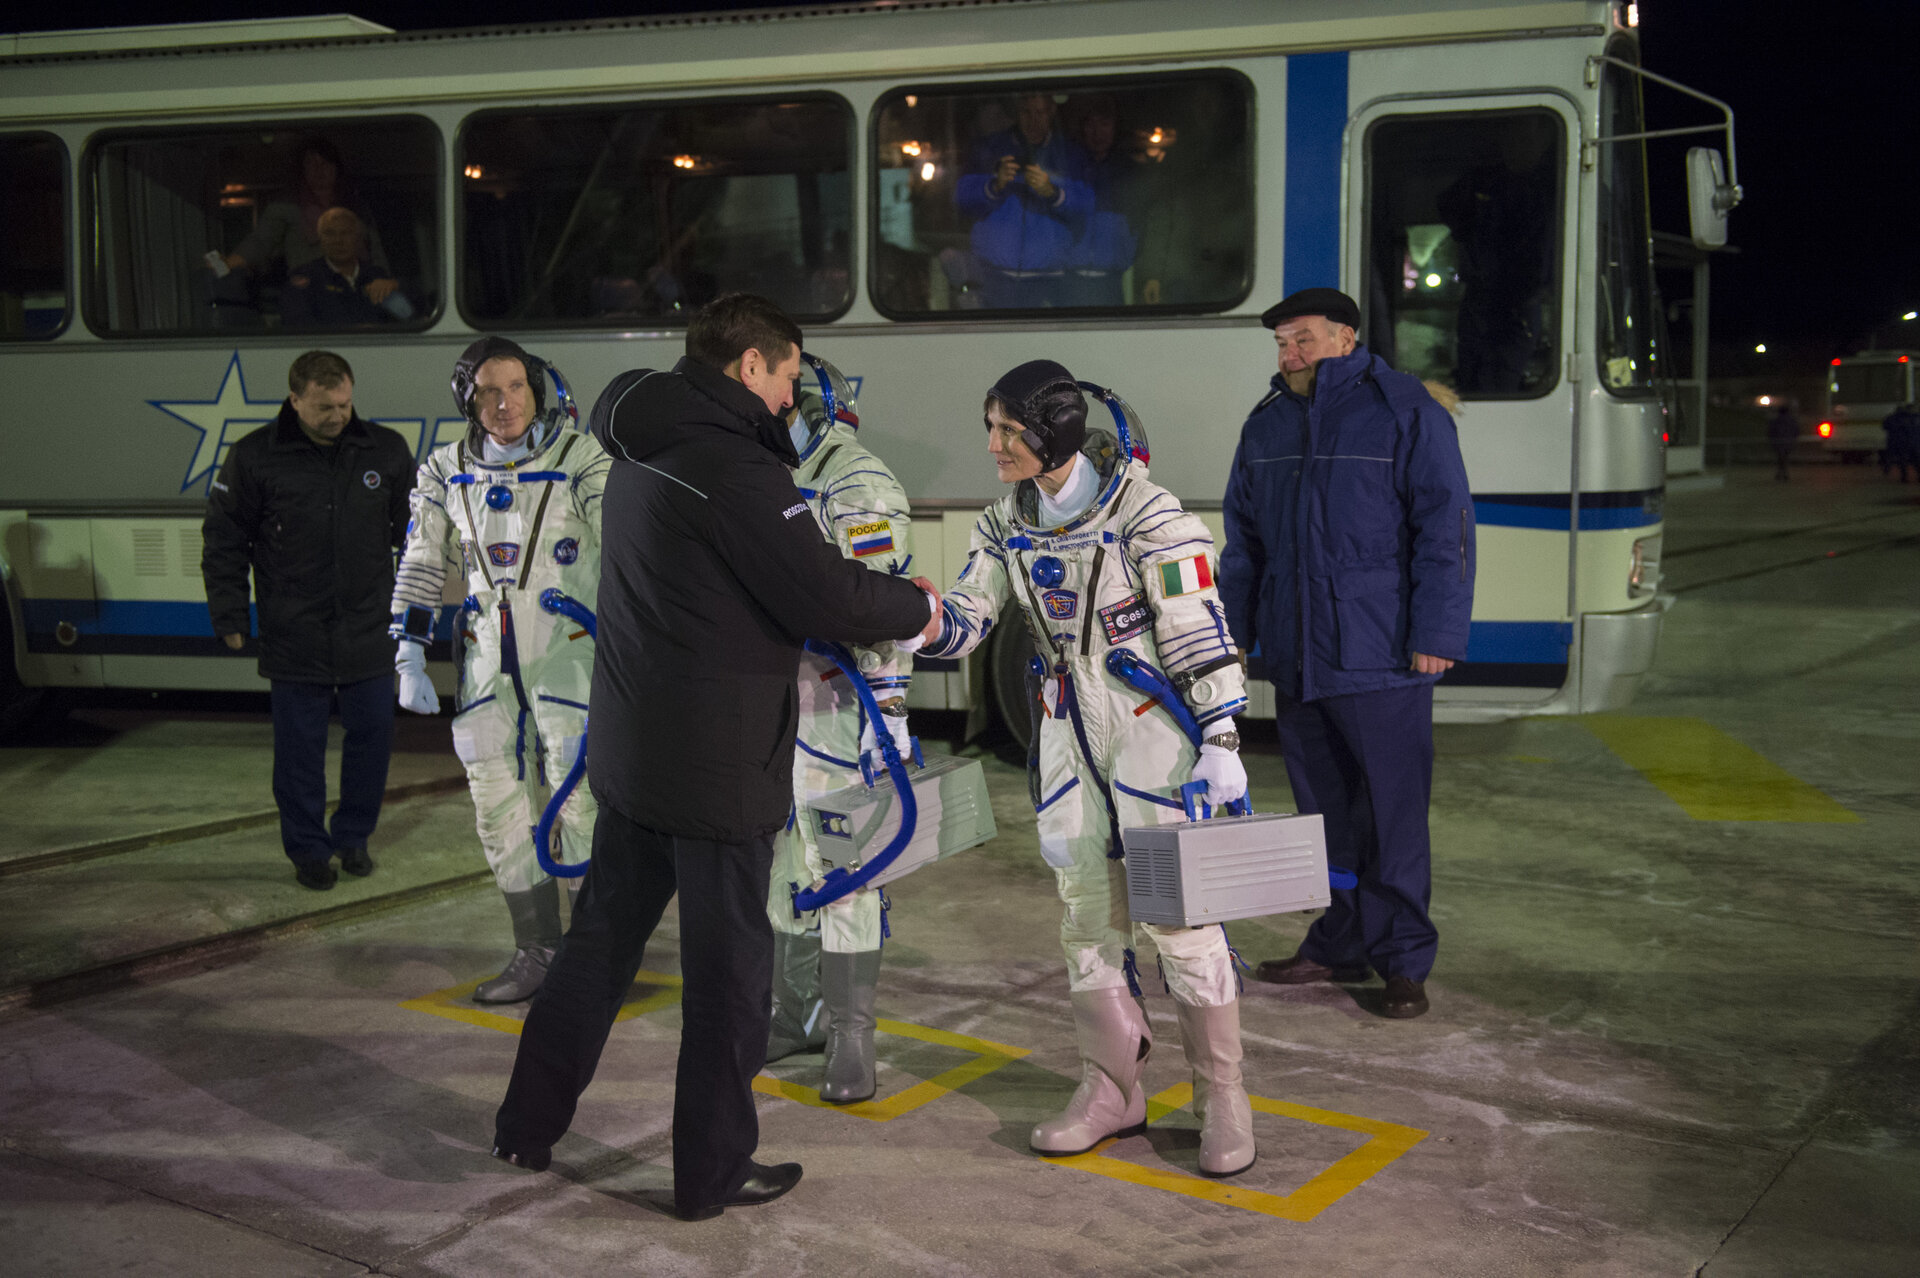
[
  {"left": 473, "top": 877, "right": 561, "bottom": 1004},
  {"left": 819, "top": 948, "right": 882, "bottom": 1102},
  {"left": 1174, "top": 997, "right": 1257, "bottom": 1176},
  {"left": 1030, "top": 984, "right": 1153, "bottom": 1155},
  {"left": 767, "top": 931, "right": 829, "bottom": 1063}
]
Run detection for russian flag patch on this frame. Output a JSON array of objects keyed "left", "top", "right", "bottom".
[
  {"left": 848, "top": 520, "right": 895, "bottom": 559},
  {"left": 1158, "top": 553, "right": 1212, "bottom": 598}
]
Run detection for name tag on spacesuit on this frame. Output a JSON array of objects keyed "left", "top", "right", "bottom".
[{"left": 1098, "top": 592, "right": 1153, "bottom": 644}]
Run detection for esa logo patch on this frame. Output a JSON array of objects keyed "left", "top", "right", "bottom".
[
  {"left": 486, "top": 542, "right": 520, "bottom": 568},
  {"left": 1041, "top": 589, "right": 1078, "bottom": 620},
  {"left": 552, "top": 537, "right": 579, "bottom": 565},
  {"left": 1098, "top": 591, "right": 1153, "bottom": 644},
  {"left": 362, "top": 470, "right": 382, "bottom": 489}
]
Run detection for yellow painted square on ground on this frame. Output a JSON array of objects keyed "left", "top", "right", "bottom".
[
  {"left": 1041, "top": 1083, "right": 1428, "bottom": 1222},
  {"left": 1583, "top": 715, "right": 1858, "bottom": 822},
  {"left": 752, "top": 1017, "right": 1030, "bottom": 1122},
  {"left": 399, "top": 969, "right": 684, "bottom": 1034}
]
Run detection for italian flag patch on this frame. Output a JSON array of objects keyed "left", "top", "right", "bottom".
[{"left": 1159, "top": 554, "right": 1212, "bottom": 597}]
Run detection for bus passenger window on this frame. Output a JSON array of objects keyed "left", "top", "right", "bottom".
[
  {"left": 460, "top": 97, "right": 853, "bottom": 325},
  {"left": 87, "top": 119, "right": 439, "bottom": 336},
  {"left": 1364, "top": 109, "right": 1566, "bottom": 398},
  {"left": 872, "top": 74, "right": 1251, "bottom": 317},
  {"left": 0, "top": 134, "right": 68, "bottom": 340}
]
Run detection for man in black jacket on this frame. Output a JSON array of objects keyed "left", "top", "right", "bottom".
[
  {"left": 201, "top": 350, "right": 415, "bottom": 890},
  {"left": 492, "top": 294, "right": 940, "bottom": 1221}
]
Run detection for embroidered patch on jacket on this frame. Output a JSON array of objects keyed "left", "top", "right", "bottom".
[
  {"left": 553, "top": 537, "right": 579, "bottom": 565},
  {"left": 1041, "top": 589, "right": 1078, "bottom": 621},
  {"left": 782, "top": 502, "right": 808, "bottom": 520},
  {"left": 848, "top": 520, "right": 895, "bottom": 558},
  {"left": 1099, "top": 591, "right": 1153, "bottom": 644},
  {"left": 1158, "top": 553, "right": 1213, "bottom": 598},
  {"left": 362, "top": 470, "right": 382, "bottom": 489},
  {"left": 486, "top": 542, "right": 520, "bottom": 568}
]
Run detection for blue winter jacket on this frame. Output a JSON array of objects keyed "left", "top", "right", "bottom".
[
  {"left": 954, "top": 127, "right": 1091, "bottom": 272},
  {"left": 1219, "top": 346, "right": 1476, "bottom": 701}
]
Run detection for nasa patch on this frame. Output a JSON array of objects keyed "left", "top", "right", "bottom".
[
  {"left": 553, "top": 537, "right": 579, "bottom": 565},
  {"left": 1041, "top": 589, "right": 1078, "bottom": 621},
  {"left": 487, "top": 542, "right": 520, "bottom": 568},
  {"left": 362, "top": 470, "right": 382, "bottom": 489}
]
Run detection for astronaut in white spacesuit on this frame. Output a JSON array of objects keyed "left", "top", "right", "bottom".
[
  {"left": 763, "top": 353, "right": 916, "bottom": 1103},
  {"left": 390, "top": 336, "right": 611, "bottom": 1004},
  {"left": 921, "top": 359, "right": 1257, "bottom": 1176}
]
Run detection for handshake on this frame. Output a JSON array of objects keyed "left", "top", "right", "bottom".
[{"left": 903, "top": 576, "right": 944, "bottom": 651}]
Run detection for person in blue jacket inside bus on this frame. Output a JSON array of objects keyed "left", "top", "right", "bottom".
[
  {"left": 954, "top": 91, "right": 1091, "bottom": 309},
  {"left": 1218, "top": 287, "right": 1475, "bottom": 1020}
]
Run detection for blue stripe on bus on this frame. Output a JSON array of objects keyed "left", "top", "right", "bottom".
[
  {"left": 1466, "top": 621, "right": 1574, "bottom": 664},
  {"left": 1284, "top": 50, "right": 1348, "bottom": 293},
  {"left": 1474, "top": 489, "right": 1664, "bottom": 531},
  {"left": 21, "top": 599, "right": 462, "bottom": 637}
]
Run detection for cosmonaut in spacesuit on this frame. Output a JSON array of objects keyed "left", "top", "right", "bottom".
[
  {"left": 389, "top": 336, "right": 611, "bottom": 1004},
  {"left": 920, "top": 359, "right": 1258, "bottom": 1176},
  {"left": 763, "top": 353, "right": 917, "bottom": 1104}
]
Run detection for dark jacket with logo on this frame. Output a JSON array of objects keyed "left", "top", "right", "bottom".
[
  {"left": 588, "top": 357, "right": 931, "bottom": 842},
  {"left": 1219, "top": 345, "right": 1475, "bottom": 701},
  {"left": 202, "top": 402, "right": 415, "bottom": 683}
]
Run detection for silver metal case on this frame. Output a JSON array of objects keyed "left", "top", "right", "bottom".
[
  {"left": 806, "top": 753, "right": 998, "bottom": 888},
  {"left": 1122, "top": 811, "right": 1329, "bottom": 927}
]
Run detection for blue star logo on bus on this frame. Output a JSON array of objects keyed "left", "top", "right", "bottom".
[{"left": 150, "top": 351, "right": 279, "bottom": 494}]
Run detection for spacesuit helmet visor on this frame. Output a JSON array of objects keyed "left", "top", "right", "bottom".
[
  {"left": 794, "top": 352, "right": 859, "bottom": 443},
  {"left": 985, "top": 359, "right": 1087, "bottom": 473}
]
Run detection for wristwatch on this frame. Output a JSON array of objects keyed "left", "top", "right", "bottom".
[{"left": 1203, "top": 731, "right": 1241, "bottom": 751}]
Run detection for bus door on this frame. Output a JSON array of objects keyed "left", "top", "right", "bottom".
[{"left": 1347, "top": 93, "right": 1581, "bottom": 704}]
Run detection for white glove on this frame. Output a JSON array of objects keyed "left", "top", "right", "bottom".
[
  {"left": 860, "top": 708, "right": 914, "bottom": 766},
  {"left": 893, "top": 587, "right": 942, "bottom": 654},
  {"left": 1192, "top": 744, "right": 1248, "bottom": 807},
  {"left": 395, "top": 641, "right": 439, "bottom": 715}
]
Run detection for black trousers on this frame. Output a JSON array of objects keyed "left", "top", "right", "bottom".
[
  {"left": 494, "top": 802, "right": 777, "bottom": 1214},
  {"left": 1274, "top": 682, "right": 1439, "bottom": 982},
  {"left": 268, "top": 674, "right": 393, "bottom": 866}
]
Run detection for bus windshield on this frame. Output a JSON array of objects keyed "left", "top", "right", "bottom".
[
  {"left": 1832, "top": 362, "right": 1909, "bottom": 405},
  {"left": 1596, "top": 51, "right": 1657, "bottom": 396}
]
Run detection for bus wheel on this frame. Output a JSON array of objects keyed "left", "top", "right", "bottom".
[{"left": 988, "top": 624, "right": 1039, "bottom": 755}]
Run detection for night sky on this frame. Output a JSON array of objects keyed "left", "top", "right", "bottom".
[{"left": 9, "top": 0, "right": 1913, "bottom": 372}]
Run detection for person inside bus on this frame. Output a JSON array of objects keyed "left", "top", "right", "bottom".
[
  {"left": 216, "top": 138, "right": 391, "bottom": 281},
  {"left": 1220, "top": 287, "right": 1475, "bottom": 1021},
  {"left": 954, "top": 92, "right": 1091, "bottom": 309},
  {"left": 281, "top": 208, "right": 407, "bottom": 329},
  {"left": 1062, "top": 94, "right": 1139, "bottom": 308}
]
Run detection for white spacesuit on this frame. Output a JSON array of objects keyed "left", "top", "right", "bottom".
[
  {"left": 390, "top": 337, "right": 610, "bottom": 1004},
  {"left": 922, "top": 359, "right": 1257, "bottom": 1176},
  {"left": 764, "top": 354, "right": 915, "bottom": 1103}
]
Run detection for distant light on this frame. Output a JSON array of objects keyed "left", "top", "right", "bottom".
[
  {"left": 1905, "top": 311, "right": 1917, "bottom": 320},
  {"left": 1660, "top": 430, "right": 1669, "bottom": 444},
  {"left": 1754, "top": 343, "right": 1767, "bottom": 354},
  {"left": 920, "top": 161, "right": 936, "bottom": 181},
  {"left": 1626, "top": 3, "right": 1639, "bottom": 27},
  {"left": 1149, "top": 128, "right": 1165, "bottom": 145},
  {"left": 1424, "top": 272, "right": 1442, "bottom": 288},
  {"left": 1758, "top": 396, "right": 1772, "bottom": 406},
  {"left": 672, "top": 155, "right": 697, "bottom": 170},
  {"left": 901, "top": 141, "right": 922, "bottom": 158},
  {"left": 463, "top": 165, "right": 484, "bottom": 180},
  {"left": 1832, "top": 358, "right": 1844, "bottom": 366},
  {"left": 904, "top": 94, "right": 917, "bottom": 108},
  {"left": 1903, "top": 356, "right": 1912, "bottom": 363},
  {"left": 1818, "top": 421, "right": 1834, "bottom": 438}
]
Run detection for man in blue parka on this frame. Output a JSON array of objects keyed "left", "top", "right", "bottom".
[
  {"left": 954, "top": 92, "right": 1091, "bottom": 309},
  {"left": 1219, "top": 287, "right": 1474, "bottom": 1019}
]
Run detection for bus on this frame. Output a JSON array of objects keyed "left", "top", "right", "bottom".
[
  {"left": 0, "top": 0, "right": 1726, "bottom": 739},
  {"left": 1821, "top": 351, "right": 1916, "bottom": 464}
]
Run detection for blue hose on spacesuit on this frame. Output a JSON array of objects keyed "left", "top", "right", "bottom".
[
  {"left": 789, "top": 638, "right": 920, "bottom": 916},
  {"left": 1104, "top": 648, "right": 1357, "bottom": 890},
  {"left": 531, "top": 589, "right": 595, "bottom": 879}
]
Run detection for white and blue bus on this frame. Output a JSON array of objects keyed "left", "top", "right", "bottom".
[{"left": 0, "top": 0, "right": 1725, "bottom": 736}]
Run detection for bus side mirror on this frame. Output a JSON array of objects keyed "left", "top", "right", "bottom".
[{"left": 1686, "top": 147, "right": 1739, "bottom": 250}]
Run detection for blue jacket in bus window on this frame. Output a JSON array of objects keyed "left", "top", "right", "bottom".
[
  {"left": 954, "top": 126, "right": 1091, "bottom": 273},
  {"left": 1219, "top": 346, "right": 1476, "bottom": 702}
]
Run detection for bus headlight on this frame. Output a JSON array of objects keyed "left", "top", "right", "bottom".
[{"left": 1629, "top": 533, "right": 1662, "bottom": 598}]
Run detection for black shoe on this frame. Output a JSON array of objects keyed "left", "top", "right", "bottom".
[
  {"left": 337, "top": 844, "right": 373, "bottom": 877},
  {"left": 1381, "top": 976, "right": 1430, "bottom": 1019},
  {"left": 490, "top": 1143, "right": 552, "bottom": 1172},
  {"left": 1254, "top": 952, "right": 1369, "bottom": 985},
  {"left": 294, "top": 860, "right": 337, "bottom": 891},
  {"left": 674, "top": 1161, "right": 803, "bottom": 1221}
]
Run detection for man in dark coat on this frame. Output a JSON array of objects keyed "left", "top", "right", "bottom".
[
  {"left": 200, "top": 350, "right": 415, "bottom": 889},
  {"left": 491, "top": 293, "right": 939, "bottom": 1221},
  {"left": 1219, "top": 288, "right": 1475, "bottom": 1020},
  {"left": 1767, "top": 403, "right": 1800, "bottom": 481}
]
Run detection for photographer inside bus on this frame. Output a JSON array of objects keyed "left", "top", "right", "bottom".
[
  {"left": 954, "top": 91, "right": 1091, "bottom": 309},
  {"left": 200, "top": 351, "right": 416, "bottom": 891},
  {"left": 281, "top": 208, "right": 407, "bottom": 328}
]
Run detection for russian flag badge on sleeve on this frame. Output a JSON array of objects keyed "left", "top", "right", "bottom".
[
  {"left": 848, "top": 519, "right": 895, "bottom": 559},
  {"left": 1158, "top": 553, "right": 1212, "bottom": 598}
]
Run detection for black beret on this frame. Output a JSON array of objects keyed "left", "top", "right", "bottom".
[{"left": 1259, "top": 287, "right": 1360, "bottom": 332}]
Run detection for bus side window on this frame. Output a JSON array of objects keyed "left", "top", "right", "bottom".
[
  {"left": 87, "top": 119, "right": 440, "bottom": 337},
  {"left": 0, "top": 134, "right": 68, "bottom": 340},
  {"left": 1364, "top": 108, "right": 1566, "bottom": 399},
  {"left": 459, "top": 97, "right": 854, "bottom": 326},
  {"left": 871, "top": 73, "right": 1252, "bottom": 318}
]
